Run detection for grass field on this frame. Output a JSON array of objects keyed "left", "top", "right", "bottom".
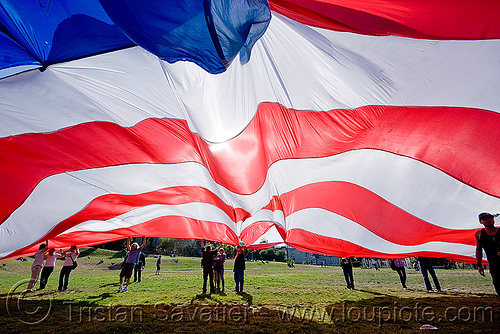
[{"left": 1, "top": 247, "right": 499, "bottom": 333}]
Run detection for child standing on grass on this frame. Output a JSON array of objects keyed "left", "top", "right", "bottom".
[{"left": 156, "top": 255, "right": 162, "bottom": 275}]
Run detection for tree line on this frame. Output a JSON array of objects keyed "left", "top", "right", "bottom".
[{"left": 96, "top": 238, "right": 286, "bottom": 262}]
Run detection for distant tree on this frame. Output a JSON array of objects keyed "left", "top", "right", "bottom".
[
  {"left": 225, "top": 245, "right": 237, "bottom": 259},
  {"left": 153, "top": 239, "right": 205, "bottom": 257},
  {"left": 155, "top": 238, "right": 177, "bottom": 255},
  {"left": 256, "top": 248, "right": 286, "bottom": 262},
  {"left": 180, "top": 239, "right": 202, "bottom": 257},
  {"left": 95, "top": 239, "right": 127, "bottom": 251}
]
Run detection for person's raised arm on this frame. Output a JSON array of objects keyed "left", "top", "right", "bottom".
[
  {"left": 126, "top": 237, "right": 131, "bottom": 251},
  {"left": 140, "top": 236, "right": 146, "bottom": 248},
  {"left": 475, "top": 230, "right": 485, "bottom": 276},
  {"left": 40, "top": 240, "right": 49, "bottom": 254},
  {"left": 201, "top": 240, "right": 205, "bottom": 249}
]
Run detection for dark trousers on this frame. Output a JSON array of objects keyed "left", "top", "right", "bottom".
[
  {"left": 215, "top": 267, "right": 224, "bottom": 290},
  {"left": 39, "top": 266, "right": 54, "bottom": 289},
  {"left": 58, "top": 266, "right": 73, "bottom": 291},
  {"left": 490, "top": 267, "right": 500, "bottom": 295},
  {"left": 343, "top": 267, "right": 354, "bottom": 288},
  {"left": 234, "top": 269, "right": 244, "bottom": 292},
  {"left": 395, "top": 267, "right": 407, "bottom": 288},
  {"left": 134, "top": 264, "right": 142, "bottom": 282},
  {"left": 203, "top": 267, "right": 215, "bottom": 293},
  {"left": 419, "top": 261, "right": 441, "bottom": 291}
]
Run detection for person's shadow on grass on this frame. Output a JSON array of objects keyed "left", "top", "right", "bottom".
[
  {"left": 193, "top": 293, "right": 213, "bottom": 300},
  {"left": 237, "top": 291, "right": 253, "bottom": 304},
  {"left": 86, "top": 292, "right": 114, "bottom": 302}
]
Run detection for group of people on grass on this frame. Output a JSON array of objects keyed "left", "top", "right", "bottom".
[
  {"left": 118, "top": 237, "right": 244, "bottom": 294},
  {"left": 337, "top": 210, "right": 500, "bottom": 296},
  {"left": 340, "top": 255, "right": 440, "bottom": 292},
  {"left": 200, "top": 240, "right": 245, "bottom": 294},
  {"left": 25, "top": 211, "right": 500, "bottom": 296},
  {"left": 26, "top": 243, "right": 79, "bottom": 293},
  {"left": 339, "top": 210, "right": 500, "bottom": 295}
]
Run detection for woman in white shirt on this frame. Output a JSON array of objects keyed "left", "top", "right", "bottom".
[{"left": 39, "top": 248, "right": 61, "bottom": 290}]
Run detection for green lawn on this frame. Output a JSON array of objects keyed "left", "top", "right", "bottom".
[{"left": 1, "top": 247, "right": 499, "bottom": 333}]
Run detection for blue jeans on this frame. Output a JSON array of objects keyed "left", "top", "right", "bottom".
[
  {"left": 234, "top": 269, "right": 244, "bottom": 292},
  {"left": 419, "top": 260, "right": 441, "bottom": 291},
  {"left": 215, "top": 266, "right": 224, "bottom": 290},
  {"left": 343, "top": 267, "right": 354, "bottom": 288}
]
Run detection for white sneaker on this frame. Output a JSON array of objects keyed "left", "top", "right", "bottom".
[
  {"left": 122, "top": 287, "right": 128, "bottom": 292},
  {"left": 118, "top": 286, "right": 123, "bottom": 292}
]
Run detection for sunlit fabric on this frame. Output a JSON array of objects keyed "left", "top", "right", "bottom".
[{"left": 1, "top": 0, "right": 500, "bottom": 262}]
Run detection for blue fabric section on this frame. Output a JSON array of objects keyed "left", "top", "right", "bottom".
[
  {"left": 99, "top": 0, "right": 224, "bottom": 73},
  {"left": 99, "top": 0, "right": 270, "bottom": 74},
  {"left": 209, "top": 0, "right": 270, "bottom": 65},
  {"left": 0, "top": 0, "right": 133, "bottom": 67},
  {"left": 0, "top": 0, "right": 269, "bottom": 76},
  {"left": 0, "top": 30, "right": 41, "bottom": 77}
]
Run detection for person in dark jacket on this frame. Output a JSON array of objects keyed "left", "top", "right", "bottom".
[
  {"left": 476, "top": 212, "right": 500, "bottom": 295},
  {"left": 201, "top": 240, "right": 220, "bottom": 294},
  {"left": 134, "top": 251, "right": 146, "bottom": 282},
  {"left": 233, "top": 246, "right": 246, "bottom": 293},
  {"left": 341, "top": 257, "right": 354, "bottom": 289}
]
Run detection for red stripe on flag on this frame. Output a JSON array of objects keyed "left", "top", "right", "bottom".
[
  {"left": 2, "top": 216, "right": 240, "bottom": 260},
  {"left": 270, "top": 0, "right": 500, "bottom": 40},
  {"left": 38, "top": 186, "right": 251, "bottom": 239},
  {"left": 280, "top": 181, "right": 478, "bottom": 246},
  {"left": 286, "top": 229, "right": 476, "bottom": 262},
  {"left": 2, "top": 104, "right": 500, "bottom": 224}
]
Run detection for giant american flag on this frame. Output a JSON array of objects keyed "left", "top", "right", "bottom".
[{"left": 0, "top": 0, "right": 500, "bottom": 262}]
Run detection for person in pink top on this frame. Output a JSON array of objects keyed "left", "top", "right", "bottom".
[
  {"left": 27, "top": 242, "right": 49, "bottom": 292},
  {"left": 393, "top": 258, "right": 407, "bottom": 289},
  {"left": 58, "top": 246, "right": 79, "bottom": 292},
  {"left": 213, "top": 247, "right": 226, "bottom": 292}
]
